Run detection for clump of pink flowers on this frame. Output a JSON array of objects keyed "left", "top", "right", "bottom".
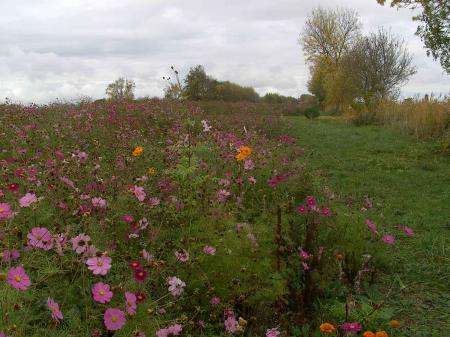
[
  {"left": 266, "top": 327, "right": 281, "bottom": 337},
  {"left": 156, "top": 324, "right": 183, "bottom": 337},
  {"left": 203, "top": 245, "right": 216, "bottom": 255},
  {"left": 27, "top": 227, "right": 53, "bottom": 250},
  {"left": 19, "top": 193, "right": 38, "bottom": 207}
]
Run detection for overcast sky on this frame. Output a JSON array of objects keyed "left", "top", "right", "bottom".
[{"left": 0, "top": 0, "right": 448, "bottom": 103}]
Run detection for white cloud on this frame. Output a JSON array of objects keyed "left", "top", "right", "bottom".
[{"left": 0, "top": 0, "right": 448, "bottom": 103}]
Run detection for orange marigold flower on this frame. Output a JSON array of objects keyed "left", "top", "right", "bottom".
[
  {"left": 389, "top": 320, "right": 400, "bottom": 329},
  {"left": 239, "top": 146, "right": 252, "bottom": 156},
  {"left": 319, "top": 323, "right": 336, "bottom": 333},
  {"left": 132, "top": 146, "right": 144, "bottom": 157},
  {"left": 363, "top": 331, "right": 376, "bottom": 337},
  {"left": 375, "top": 331, "right": 389, "bottom": 337},
  {"left": 235, "top": 153, "right": 246, "bottom": 161}
]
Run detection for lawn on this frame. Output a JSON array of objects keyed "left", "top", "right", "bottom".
[{"left": 288, "top": 116, "right": 450, "bottom": 336}]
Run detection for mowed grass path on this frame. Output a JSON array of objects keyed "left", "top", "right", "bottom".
[{"left": 289, "top": 116, "right": 450, "bottom": 335}]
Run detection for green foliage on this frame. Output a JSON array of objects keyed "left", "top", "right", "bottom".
[{"left": 304, "top": 106, "right": 320, "bottom": 119}]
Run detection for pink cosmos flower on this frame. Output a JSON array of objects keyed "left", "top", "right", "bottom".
[
  {"left": 71, "top": 233, "right": 91, "bottom": 254},
  {"left": 132, "top": 185, "right": 146, "bottom": 202},
  {"left": 365, "top": 219, "right": 378, "bottom": 233},
  {"left": 321, "top": 207, "right": 332, "bottom": 217},
  {"left": 147, "top": 197, "right": 160, "bottom": 206},
  {"left": 7, "top": 266, "right": 31, "bottom": 290},
  {"left": 104, "top": 308, "right": 126, "bottom": 331},
  {"left": 218, "top": 178, "right": 231, "bottom": 187},
  {"left": 2, "top": 249, "right": 20, "bottom": 263},
  {"left": 224, "top": 316, "right": 238, "bottom": 334},
  {"left": 217, "top": 189, "right": 231, "bottom": 202},
  {"left": 27, "top": 227, "right": 53, "bottom": 250},
  {"left": 248, "top": 176, "right": 256, "bottom": 184},
  {"left": 86, "top": 256, "right": 112, "bottom": 275},
  {"left": 47, "top": 297, "right": 63, "bottom": 322},
  {"left": 266, "top": 328, "right": 281, "bottom": 337},
  {"left": 403, "top": 226, "right": 414, "bottom": 237},
  {"left": 175, "top": 249, "right": 190, "bottom": 263},
  {"left": 167, "top": 276, "right": 186, "bottom": 296},
  {"left": 210, "top": 296, "right": 221, "bottom": 305},
  {"left": 0, "top": 203, "right": 14, "bottom": 219},
  {"left": 125, "top": 292, "right": 137, "bottom": 315},
  {"left": 383, "top": 234, "right": 395, "bottom": 245},
  {"left": 167, "top": 324, "right": 183, "bottom": 335},
  {"left": 128, "top": 261, "right": 141, "bottom": 269},
  {"left": 203, "top": 245, "right": 216, "bottom": 255},
  {"left": 201, "top": 119, "right": 211, "bottom": 132},
  {"left": 244, "top": 159, "right": 255, "bottom": 171},
  {"left": 92, "top": 197, "right": 107, "bottom": 208},
  {"left": 342, "top": 322, "right": 361, "bottom": 334},
  {"left": 301, "top": 262, "right": 310, "bottom": 271},
  {"left": 92, "top": 282, "right": 113, "bottom": 304},
  {"left": 19, "top": 193, "right": 38, "bottom": 207}
]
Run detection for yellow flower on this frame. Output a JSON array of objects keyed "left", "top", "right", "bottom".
[
  {"left": 132, "top": 146, "right": 144, "bottom": 157},
  {"left": 239, "top": 145, "right": 252, "bottom": 156},
  {"left": 235, "top": 153, "right": 246, "bottom": 161},
  {"left": 148, "top": 167, "right": 157, "bottom": 175},
  {"left": 319, "top": 323, "right": 336, "bottom": 333}
]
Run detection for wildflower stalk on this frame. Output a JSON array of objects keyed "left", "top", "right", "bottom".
[{"left": 275, "top": 205, "right": 282, "bottom": 272}]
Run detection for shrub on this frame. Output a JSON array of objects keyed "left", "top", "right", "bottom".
[{"left": 304, "top": 106, "right": 321, "bottom": 119}]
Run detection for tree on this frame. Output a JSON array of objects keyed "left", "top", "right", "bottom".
[
  {"left": 105, "top": 78, "right": 136, "bottom": 100},
  {"left": 349, "top": 29, "right": 417, "bottom": 101},
  {"left": 184, "top": 65, "right": 216, "bottom": 100},
  {"left": 300, "top": 7, "right": 362, "bottom": 64},
  {"left": 377, "top": 0, "right": 449, "bottom": 73}
]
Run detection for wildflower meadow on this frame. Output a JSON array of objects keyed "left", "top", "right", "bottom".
[{"left": 0, "top": 99, "right": 436, "bottom": 337}]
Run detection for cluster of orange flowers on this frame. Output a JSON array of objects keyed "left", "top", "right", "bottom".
[
  {"left": 319, "top": 320, "right": 400, "bottom": 336},
  {"left": 235, "top": 145, "right": 252, "bottom": 161},
  {"left": 132, "top": 146, "right": 144, "bottom": 157}
]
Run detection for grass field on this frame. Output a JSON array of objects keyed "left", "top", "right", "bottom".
[{"left": 288, "top": 116, "right": 450, "bottom": 336}]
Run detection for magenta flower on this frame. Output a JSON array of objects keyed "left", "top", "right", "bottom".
[
  {"left": 305, "top": 196, "right": 316, "bottom": 208},
  {"left": 342, "top": 322, "right": 361, "bottom": 334},
  {"left": 266, "top": 328, "right": 281, "bottom": 337},
  {"left": 27, "top": 227, "right": 53, "bottom": 250},
  {"left": 403, "top": 226, "right": 414, "bottom": 237},
  {"left": 19, "top": 193, "right": 38, "bottom": 207},
  {"left": 122, "top": 214, "right": 134, "bottom": 223},
  {"left": 299, "top": 247, "right": 311, "bottom": 260},
  {"left": 217, "top": 189, "right": 231, "bottom": 202},
  {"left": 301, "top": 262, "right": 310, "bottom": 270},
  {"left": 7, "top": 266, "right": 31, "bottom": 290},
  {"left": 0, "top": 332, "right": 12, "bottom": 337},
  {"left": 86, "top": 256, "right": 112, "bottom": 275},
  {"left": 167, "top": 276, "right": 186, "bottom": 296},
  {"left": 71, "top": 233, "right": 91, "bottom": 254},
  {"left": 203, "top": 245, "right": 216, "bottom": 255},
  {"left": 47, "top": 297, "right": 63, "bottom": 322},
  {"left": 133, "top": 269, "right": 148, "bottom": 282},
  {"left": 167, "top": 324, "right": 183, "bottom": 335},
  {"left": 125, "top": 292, "right": 137, "bottom": 315},
  {"left": 210, "top": 296, "right": 221, "bottom": 305},
  {"left": 365, "top": 219, "right": 378, "bottom": 233},
  {"left": 296, "top": 205, "right": 308, "bottom": 215},
  {"left": 92, "top": 282, "right": 113, "bottom": 303},
  {"left": 383, "top": 234, "right": 395, "bottom": 245},
  {"left": 104, "top": 308, "right": 126, "bottom": 331},
  {"left": 0, "top": 203, "right": 14, "bottom": 219},
  {"left": 224, "top": 316, "right": 238, "bottom": 334}
]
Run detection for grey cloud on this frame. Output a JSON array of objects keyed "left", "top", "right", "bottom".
[{"left": 0, "top": 0, "right": 448, "bottom": 103}]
